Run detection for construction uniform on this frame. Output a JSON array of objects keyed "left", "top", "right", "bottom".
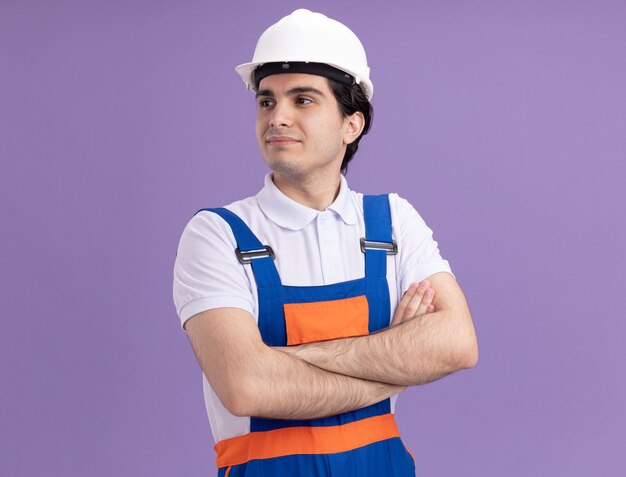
[{"left": 173, "top": 174, "right": 452, "bottom": 476}]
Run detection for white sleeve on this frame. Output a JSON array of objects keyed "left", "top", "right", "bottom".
[
  {"left": 173, "top": 210, "right": 255, "bottom": 329},
  {"left": 390, "top": 194, "right": 454, "bottom": 295}
]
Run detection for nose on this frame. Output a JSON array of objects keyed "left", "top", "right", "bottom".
[{"left": 269, "top": 101, "right": 293, "bottom": 128}]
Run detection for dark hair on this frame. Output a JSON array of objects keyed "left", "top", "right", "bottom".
[{"left": 327, "top": 79, "right": 374, "bottom": 175}]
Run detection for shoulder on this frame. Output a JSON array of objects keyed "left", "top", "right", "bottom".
[
  {"left": 387, "top": 193, "right": 429, "bottom": 227},
  {"left": 347, "top": 191, "right": 426, "bottom": 225},
  {"left": 352, "top": 192, "right": 436, "bottom": 249},
  {"left": 188, "top": 195, "right": 261, "bottom": 242}
]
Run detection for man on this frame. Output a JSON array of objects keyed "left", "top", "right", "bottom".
[{"left": 173, "top": 9, "right": 478, "bottom": 476}]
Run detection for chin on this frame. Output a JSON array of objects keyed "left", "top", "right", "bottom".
[{"left": 266, "top": 159, "right": 309, "bottom": 179}]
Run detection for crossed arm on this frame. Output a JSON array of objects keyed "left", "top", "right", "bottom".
[
  {"left": 185, "top": 307, "right": 404, "bottom": 419},
  {"left": 185, "top": 271, "right": 478, "bottom": 419},
  {"left": 278, "top": 272, "right": 478, "bottom": 386}
]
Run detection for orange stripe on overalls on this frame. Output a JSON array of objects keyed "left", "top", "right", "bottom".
[{"left": 215, "top": 413, "right": 401, "bottom": 468}]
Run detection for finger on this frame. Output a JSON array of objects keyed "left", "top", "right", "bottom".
[
  {"left": 394, "top": 283, "right": 418, "bottom": 316},
  {"left": 414, "top": 288, "right": 435, "bottom": 316},
  {"left": 403, "top": 282, "right": 429, "bottom": 318},
  {"left": 392, "top": 283, "right": 419, "bottom": 324},
  {"left": 426, "top": 304, "right": 435, "bottom": 314}
]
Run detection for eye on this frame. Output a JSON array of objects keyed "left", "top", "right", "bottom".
[
  {"left": 296, "top": 97, "right": 313, "bottom": 105},
  {"left": 257, "top": 98, "right": 274, "bottom": 109}
]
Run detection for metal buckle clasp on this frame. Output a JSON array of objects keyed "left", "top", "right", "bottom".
[
  {"left": 235, "top": 245, "right": 275, "bottom": 264},
  {"left": 360, "top": 238, "right": 398, "bottom": 255}
]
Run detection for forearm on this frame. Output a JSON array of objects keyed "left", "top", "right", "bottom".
[
  {"left": 285, "top": 308, "right": 477, "bottom": 386},
  {"left": 228, "top": 345, "right": 403, "bottom": 419}
]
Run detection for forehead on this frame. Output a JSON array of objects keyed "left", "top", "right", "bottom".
[{"left": 257, "top": 73, "right": 332, "bottom": 95}]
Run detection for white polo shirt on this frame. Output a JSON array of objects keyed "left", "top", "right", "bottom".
[{"left": 173, "top": 173, "right": 452, "bottom": 442}]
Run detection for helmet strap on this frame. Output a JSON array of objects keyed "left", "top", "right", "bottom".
[{"left": 254, "top": 62, "right": 354, "bottom": 88}]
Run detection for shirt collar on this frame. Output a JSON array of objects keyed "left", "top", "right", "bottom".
[{"left": 256, "top": 173, "right": 358, "bottom": 231}]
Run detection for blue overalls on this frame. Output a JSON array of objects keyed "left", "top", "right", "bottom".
[{"left": 200, "top": 195, "right": 415, "bottom": 477}]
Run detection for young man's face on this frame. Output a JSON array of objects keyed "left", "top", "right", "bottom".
[{"left": 255, "top": 73, "right": 360, "bottom": 182}]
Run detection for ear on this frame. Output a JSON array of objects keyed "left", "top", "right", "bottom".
[{"left": 343, "top": 111, "right": 365, "bottom": 145}]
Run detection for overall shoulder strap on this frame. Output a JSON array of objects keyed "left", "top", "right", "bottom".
[
  {"left": 362, "top": 195, "right": 397, "bottom": 278},
  {"left": 196, "top": 207, "right": 282, "bottom": 287}
]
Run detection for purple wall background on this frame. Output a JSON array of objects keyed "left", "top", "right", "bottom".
[{"left": 2, "top": 1, "right": 625, "bottom": 475}]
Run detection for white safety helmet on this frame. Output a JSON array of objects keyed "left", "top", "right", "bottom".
[{"left": 235, "top": 9, "right": 373, "bottom": 100}]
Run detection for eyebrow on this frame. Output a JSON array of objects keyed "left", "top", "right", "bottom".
[{"left": 255, "top": 86, "right": 326, "bottom": 98}]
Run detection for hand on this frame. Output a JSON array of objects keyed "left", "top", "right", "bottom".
[{"left": 391, "top": 280, "right": 435, "bottom": 326}]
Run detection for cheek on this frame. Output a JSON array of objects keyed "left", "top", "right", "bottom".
[
  {"left": 255, "top": 116, "right": 265, "bottom": 141},
  {"left": 317, "top": 119, "right": 347, "bottom": 149}
]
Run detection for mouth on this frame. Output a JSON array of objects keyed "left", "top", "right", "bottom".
[{"left": 266, "top": 135, "right": 300, "bottom": 147}]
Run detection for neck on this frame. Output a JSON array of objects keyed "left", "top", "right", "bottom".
[{"left": 272, "top": 171, "right": 342, "bottom": 211}]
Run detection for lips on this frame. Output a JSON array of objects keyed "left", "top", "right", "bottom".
[{"left": 266, "top": 135, "right": 300, "bottom": 146}]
